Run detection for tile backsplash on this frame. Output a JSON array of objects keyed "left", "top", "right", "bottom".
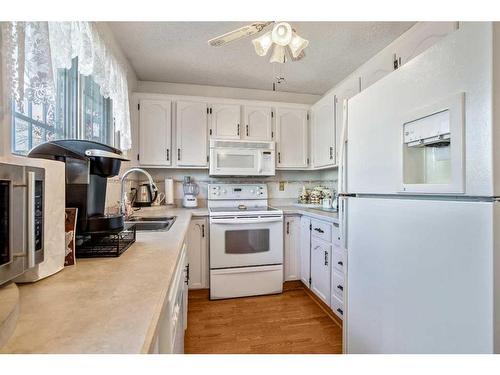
[{"left": 106, "top": 168, "right": 337, "bottom": 209}]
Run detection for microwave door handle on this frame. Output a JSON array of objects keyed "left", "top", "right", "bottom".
[
  {"left": 27, "top": 171, "right": 36, "bottom": 268},
  {"left": 257, "top": 152, "right": 263, "bottom": 173},
  {"left": 211, "top": 217, "right": 283, "bottom": 224}
]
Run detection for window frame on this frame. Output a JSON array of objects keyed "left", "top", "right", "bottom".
[{"left": 10, "top": 58, "right": 114, "bottom": 155}]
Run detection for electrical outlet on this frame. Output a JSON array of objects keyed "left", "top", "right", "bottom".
[{"left": 279, "top": 181, "right": 285, "bottom": 191}]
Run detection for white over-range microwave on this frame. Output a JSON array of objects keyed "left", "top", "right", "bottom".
[{"left": 209, "top": 139, "right": 275, "bottom": 176}]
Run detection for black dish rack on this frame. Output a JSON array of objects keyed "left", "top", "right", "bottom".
[{"left": 75, "top": 223, "right": 136, "bottom": 258}]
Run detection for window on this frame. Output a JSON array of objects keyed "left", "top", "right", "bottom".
[{"left": 11, "top": 58, "right": 113, "bottom": 155}]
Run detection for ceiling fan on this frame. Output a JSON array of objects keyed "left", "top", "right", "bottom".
[{"left": 208, "top": 22, "right": 309, "bottom": 64}]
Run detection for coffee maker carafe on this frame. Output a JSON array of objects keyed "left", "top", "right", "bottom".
[{"left": 28, "top": 140, "right": 129, "bottom": 234}]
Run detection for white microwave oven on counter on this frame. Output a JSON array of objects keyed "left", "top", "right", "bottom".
[{"left": 209, "top": 139, "right": 275, "bottom": 177}]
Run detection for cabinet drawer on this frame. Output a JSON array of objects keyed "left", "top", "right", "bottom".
[
  {"left": 332, "top": 269, "right": 344, "bottom": 301},
  {"left": 310, "top": 219, "right": 333, "bottom": 242},
  {"left": 332, "top": 245, "right": 344, "bottom": 272},
  {"left": 331, "top": 295, "right": 344, "bottom": 319}
]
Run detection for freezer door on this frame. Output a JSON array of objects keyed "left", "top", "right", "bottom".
[
  {"left": 346, "top": 197, "right": 494, "bottom": 353},
  {"left": 346, "top": 23, "right": 493, "bottom": 196}
]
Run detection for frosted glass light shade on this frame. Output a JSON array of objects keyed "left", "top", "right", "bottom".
[
  {"left": 271, "top": 22, "right": 292, "bottom": 46},
  {"left": 252, "top": 31, "right": 273, "bottom": 56},
  {"left": 289, "top": 32, "right": 309, "bottom": 58},
  {"left": 269, "top": 44, "right": 286, "bottom": 64}
]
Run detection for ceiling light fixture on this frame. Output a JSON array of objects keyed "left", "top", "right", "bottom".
[{"left": 252, "top": 22, "right": 308, "bottom": 64}]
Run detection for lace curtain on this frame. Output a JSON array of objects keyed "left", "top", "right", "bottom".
[{"left": 2, "top": 21, "right": 132, "bottom": 150}]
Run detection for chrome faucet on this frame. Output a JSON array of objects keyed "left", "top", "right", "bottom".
[{"left": 120, "top": 168, "right": 158, "bottom": 216}]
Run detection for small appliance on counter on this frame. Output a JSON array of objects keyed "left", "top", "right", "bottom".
[
  {"left": 132, "top": 182, "right": 158, "bottom": 207},
  {"left": 28, "top": 140, "right": 135, "bottom": 258},
  {"left": 182, "top": 176, "right": 199, "bottom": 208},
  {"left": 0, "top": 162, "right": 45, "bottom": 285}
]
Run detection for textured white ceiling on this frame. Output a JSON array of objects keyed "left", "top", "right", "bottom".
[{"left": 107, "top": 22, "right": 415, "bottom": 95}]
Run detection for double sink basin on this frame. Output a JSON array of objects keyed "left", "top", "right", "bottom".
[{"left": 125, "top": 216, "right": 176, "bottom": 231}]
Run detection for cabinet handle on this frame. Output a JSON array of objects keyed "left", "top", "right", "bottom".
[
  {"left": 201, "top": 224, "right": 205, "bottom": 238},
  {"left": 314, "top": 227, "right": 324, "bottom": 233},
  {"left": 336, "top": 308, "right": 343, "bottom": 315},
  {"left": 286, "top": 221, "right": 289, "bottom": 234},
  {"left": 337, "top": 285, "right": 344, "bottom": 291},
  {"left": 177, "top": 148, "right": 181, "bottom": 161},
  {"left": 166, "top": 149, "right": 170, "bottom": 161},
  {"left": 278, "top": 152, "right": 281, "bottom": 163},
  {"left": 185, "top": 264, "right": 190, "bottom": 285},
  {"left": 324, "top": 251, "right": 329, "bottom": 266},
  {"left": 246, "top": 124, "right": 249, "bottom": 137},
  {"left": 329, "top": 146, "right": 333, "bottom": 160},
  {"left": 338, "top": 261, "right": 343, "bottom": 266},
  {"left": 237, "top": 123, "right": 240, "bottom": 136}
]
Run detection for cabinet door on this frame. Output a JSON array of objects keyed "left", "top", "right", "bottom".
[
  {"left": 310, "top": 238, "right": 331, "bottom": 305},
  {"left": 398, "top": 22, "right": 458, "bottom": 66},
  {"left": 210, "top": 103, "right": 241, "bottom": 139},
  {"left": 187, "top": 218, "right": 208, "bottom": 289},
  {"left": 242, "top": 105, "right": 272, "bottom": 141},
  {"left": 358, "top": 46, "right": 395, "bottom": 91},
  {"left": 275, "top": 108, "right": 309, "bottom": 168},
  {"left": 139, "top": 99, "right": 172, "bottom": 166},
  {"left": 300, "top": 216, "right": 311, "bottom": 286},
  {"left": 284, "top": 216, "right": 300, "bottom": 281},
  {"left": 311, "top": 94, "right": 336, "bottom": 168},
  {"left": 176, "top": 101, "right": 209, "bottom": 167}
]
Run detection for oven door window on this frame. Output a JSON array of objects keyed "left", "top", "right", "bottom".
[
  {"left": 0, "top": 181, "right": 10, "bottom": 266},
  {"left": 225, "top": 229, "right": 270, "bottom": 254}
]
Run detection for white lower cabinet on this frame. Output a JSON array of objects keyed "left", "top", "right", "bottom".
[
  {"left": 300, "top": 216, "right": 311, "bottom": 286},
  {"left": 310, "top": 237, "right": 331, "bottom": 305},
  {"left": 187, "top": 217, "right": 209, "bottom": 289},
  {"left": 157, "top": 243, "right": 188, "bottom": 353},
  {"left": 284, "top": 215, "right": 300, "bottom": 281}
]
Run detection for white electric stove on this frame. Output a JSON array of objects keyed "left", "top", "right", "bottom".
[{"left": 208, "top": 183, "right": 283, "bottom": 300}]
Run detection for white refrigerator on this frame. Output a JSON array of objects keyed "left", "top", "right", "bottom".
[{"left": 340, "top": 22, "right": 500, "bottom": 353}]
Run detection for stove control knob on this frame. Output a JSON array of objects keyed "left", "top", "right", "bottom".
[
  {"left": 250, "top": 189, "right": 254, "bottom": 194},
  {"left": 222, "top": 189, "right": 227, "bottom": 194},
  {"left": 214, "top": 191, "right": 220, "bottom": 196}
]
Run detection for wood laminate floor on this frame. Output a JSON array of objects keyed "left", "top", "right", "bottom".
[{"left": 185, "top": 283, "right": 343, "bottom": 354}]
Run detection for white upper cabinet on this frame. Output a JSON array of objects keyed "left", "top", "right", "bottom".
[
  {"left": 275, "top": 107, "right": 309, "bottom": 168},
  {"left": 397, "top": 22, "right": 459, "bottom": 66},
  {"left": 311, "top": 94, "right": 336, "bottom": 168},
  {"left": 176, "top": 101, "right": 209, "bottom": 167},
  {"left": 139, "top": 99, "right": 172, "bottom": 166},
  {"left": 242, "top": 105, "right": 272, "bottom": 141},
  {"left": 209, "top": 103, "right": 241, "bottom": 139},
  {"left": 359, "top": 22, "right": 458, "bottom": 91}
]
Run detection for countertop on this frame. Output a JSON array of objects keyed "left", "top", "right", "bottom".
[
  {"left": 0, "top": 206, "right": 205, "bottom": 354},
  {"left": 271, "top": 205, "right": 339, "bottom": 223},
  {"left": 0, "top": 204, "right": 336, "bottom": 353}
]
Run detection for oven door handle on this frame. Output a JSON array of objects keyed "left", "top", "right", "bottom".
[{"left": 211, "top": 217, "right": 283, "bottom": 225}]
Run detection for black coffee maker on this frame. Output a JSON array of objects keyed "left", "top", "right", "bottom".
[{"left": 28, "top": 140, "right": 129, "bottom": 234}]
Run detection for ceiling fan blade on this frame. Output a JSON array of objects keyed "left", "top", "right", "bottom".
[{"left": 208, "top": 22, "right": 273, "bottom": 47}]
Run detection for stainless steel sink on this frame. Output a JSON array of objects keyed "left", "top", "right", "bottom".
[{"left": 125, "top": 216, "right": 176, "bottom": 231}]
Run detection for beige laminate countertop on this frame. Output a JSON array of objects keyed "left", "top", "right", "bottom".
[
  {"left": 0, "top": 206, "right": 207, "bottom": 354},
  {"left": 272, "top": 205, "right": 339, "bottom": 223}
]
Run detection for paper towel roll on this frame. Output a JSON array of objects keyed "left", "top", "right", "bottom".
[{"left": 165, "top": 178, "right": 175, "bottom": 205}]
